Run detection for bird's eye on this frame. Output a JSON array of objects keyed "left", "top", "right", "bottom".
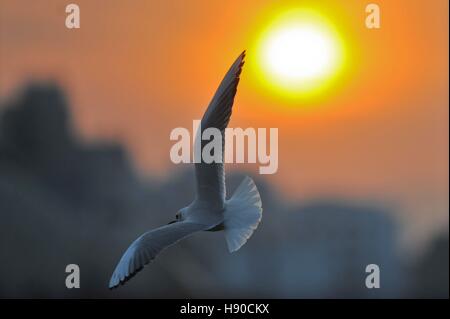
[{"left": 176, "top": 213, "right": 180, "bottom": 220}]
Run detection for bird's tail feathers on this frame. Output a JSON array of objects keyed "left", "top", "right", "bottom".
[{"left": 224, "top": 176, "right": 262, "bottom": 253}]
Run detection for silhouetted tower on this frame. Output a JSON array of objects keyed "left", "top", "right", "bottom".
[{"left": 0, "top": 82, "right": 73, "bottom": 166}]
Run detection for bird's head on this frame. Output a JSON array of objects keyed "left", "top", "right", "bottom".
[{"left": 167, "top": 207, "right": 187, "bottom": 224}]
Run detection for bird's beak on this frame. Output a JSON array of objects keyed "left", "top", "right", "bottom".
[{"left": 167, "top": 220, "right": 177, "bottom": 225}]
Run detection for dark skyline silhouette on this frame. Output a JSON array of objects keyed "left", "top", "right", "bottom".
[{"left": 0, "top": 83, "right": 447, "bottom": 298}]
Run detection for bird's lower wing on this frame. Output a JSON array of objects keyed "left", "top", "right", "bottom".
[{"left": 109, "top": 222, "right": 208, "bottom": 289}]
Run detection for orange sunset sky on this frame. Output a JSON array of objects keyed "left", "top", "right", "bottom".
[{"left": 0, "top": 0, "right": 448, "bottom": 251}]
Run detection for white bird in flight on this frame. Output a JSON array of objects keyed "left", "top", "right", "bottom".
[{"left": 109, "top": 51, "right": 262, "bottom": 289}]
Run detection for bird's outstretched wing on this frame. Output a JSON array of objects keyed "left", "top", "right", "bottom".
[
  {"left": 195, "top": 51, "right": 245, "bottom": 206},
  {"left": 109, "top": 222, "right": 208, "bottom": 289}
]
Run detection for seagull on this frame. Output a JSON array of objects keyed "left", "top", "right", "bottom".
[{"left": 109, "top": 51, "right": 262, "bottom": 289}]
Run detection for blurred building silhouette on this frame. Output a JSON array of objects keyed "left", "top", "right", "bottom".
[
  {"left": 0, "top": 83, "right": 447, "bottom": 298},
  {"left": 0, "top": 83, "right": 142, "bottom": 212},
  {"left": 410, "top": 233, "right": 449, "bottom": 298}
]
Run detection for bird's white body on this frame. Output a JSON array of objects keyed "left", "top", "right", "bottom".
[
  {"left": 180, "top": 199, "right": 224, "bottom": 227},
  {"left": 109, "top": 52, "right": 263, "bottom": 289}
]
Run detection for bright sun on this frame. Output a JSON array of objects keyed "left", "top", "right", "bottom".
[
  {"left": 251, "top": 10, "right": 345, "bottom": 100},
  {"left": 262, "top": 26, "right": 336, "bottom": 82}
]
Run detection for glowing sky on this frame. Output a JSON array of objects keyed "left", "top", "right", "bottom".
[{"left": 0, "top": 0, "right": 448, "bottom": 250}]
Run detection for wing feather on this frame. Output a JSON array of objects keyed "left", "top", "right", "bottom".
[
  {"left": 195, "top": 51, "right": 245, "bottom": 206},
  {"left": 109, "top": 222, "right": 208, "bottom": 288}
]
